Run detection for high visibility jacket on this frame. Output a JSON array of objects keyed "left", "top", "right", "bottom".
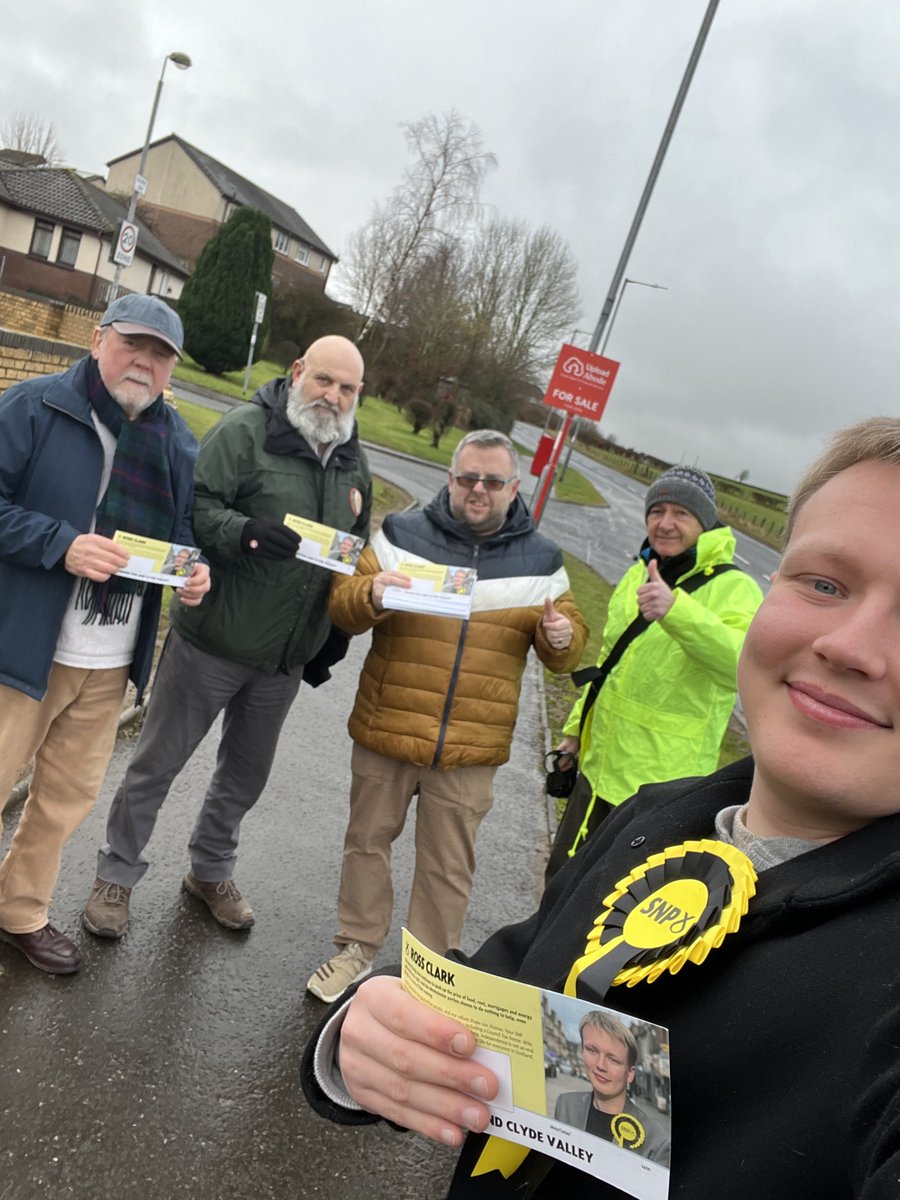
[{"left": 563, "top": 526, "right": 762, "bottom": 805}]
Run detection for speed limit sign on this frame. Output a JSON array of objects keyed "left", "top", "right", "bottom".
[{"left": 113, "top": 221, "right": 139, "bottom": 267}]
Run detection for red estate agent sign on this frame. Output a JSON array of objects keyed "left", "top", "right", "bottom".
[{"left": 543, "top": 343, "right": 620, "bottom": 422}]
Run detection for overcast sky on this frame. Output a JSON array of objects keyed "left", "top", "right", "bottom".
[{"left": 3, "top": 0, "right": 898, "bottom": 494}]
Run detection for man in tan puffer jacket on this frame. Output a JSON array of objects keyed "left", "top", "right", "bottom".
[{"left": 307, "top": 430, "right": 587, "bottom": 1002}]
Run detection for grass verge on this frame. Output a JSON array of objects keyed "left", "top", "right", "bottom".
[
  {"left": 554, "top": 469, "right": 606, "bottom": 507},
  {"left": 173, "top": 354, "right": 284, "bottom": 401}
]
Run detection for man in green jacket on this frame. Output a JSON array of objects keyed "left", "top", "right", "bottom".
[
  {"left": 83, "top": 335, "right": 371, "bottom": 937},
  {"left": 549, "top": 466, "right": 762, "bottom": 876}
]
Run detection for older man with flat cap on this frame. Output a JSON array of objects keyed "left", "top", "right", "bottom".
[
  {"left": 83, "top": 336, "right": 372, "bottom": 940},
  {"left": 0, "top": 294, "right": 210, "bottom": 974}
]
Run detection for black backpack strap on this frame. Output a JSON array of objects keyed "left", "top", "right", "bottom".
[{"left": 571, "top": 562, "right": 741, "bottom": 737}]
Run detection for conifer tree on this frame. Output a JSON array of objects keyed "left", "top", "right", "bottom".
[{"left": 179, "top": 207, "right": 273, "bottom": 375}]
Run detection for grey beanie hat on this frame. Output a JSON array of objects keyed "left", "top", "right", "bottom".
[{"left": 644, "top": 466, "right": 718, "bottom": 531}]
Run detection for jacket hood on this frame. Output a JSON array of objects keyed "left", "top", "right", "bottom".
[{"left": 422, "top": 487, "right": 535, "bottom": 547}]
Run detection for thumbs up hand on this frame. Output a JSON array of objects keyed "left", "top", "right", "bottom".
[
  {"left": 542, "top": 596, "right": 573, "bottom": 651},
  {"left": 636, "top": 558, "right": 675, "bottom": 621}
]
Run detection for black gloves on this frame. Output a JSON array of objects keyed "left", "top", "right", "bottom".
[{"left": 240, "top": 518, "right": 301, "bottom": 561}]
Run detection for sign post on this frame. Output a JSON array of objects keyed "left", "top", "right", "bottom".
[
  {"left": 242, "top": 291, "right": 268, "bottom": 396},
  {"left": 531, "top": 344, "right": 620, "bottom": 525}
]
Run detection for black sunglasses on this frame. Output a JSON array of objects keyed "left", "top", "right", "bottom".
[{"left": 451, "top": 472, "right": 518, "bottom": 493}]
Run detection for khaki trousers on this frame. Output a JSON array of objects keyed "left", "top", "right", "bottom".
[
  {"left": 0, "top": 663, "right": 129, "bottom": 933},
  {"left": 336, "top": 743, "right": 496, "bottom": 958}
]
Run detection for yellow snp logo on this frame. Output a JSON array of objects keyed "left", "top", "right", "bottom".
[{"left": 621, "top": 879, "right": 709, "bottom": 949}]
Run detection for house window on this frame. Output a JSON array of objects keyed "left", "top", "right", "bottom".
[
  {"left": 316, "top": 254, "right": 328, "bottom": 274},
  {"left": 294, "top": 243, "right": 310, "bottom": 265},
  {"left": 29, "top": 219, "right": 54, "bottom": 260},
  {"left": 273, "top": 230, "right": 290, "bottom": 254},
  {"left": 56, "top": 227, "right": 82, "bottom": 268}
]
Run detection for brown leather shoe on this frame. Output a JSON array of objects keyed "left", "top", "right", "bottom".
[
  {"left": 0, "top": 922, "right": 81, "bottom": 974},
  {"left": 182, "top": 874, "right": 254, "bottom": 930}
]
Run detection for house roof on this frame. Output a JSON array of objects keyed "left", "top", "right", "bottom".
[
  {"left": 0, "top": 166, "right": 189, "bottom": 276},
  {"left": 107, "top": 133, "right": 337, "bottom": 262},
  {"left": 0, "top": 149, "right": 47, "bottom": 168}
]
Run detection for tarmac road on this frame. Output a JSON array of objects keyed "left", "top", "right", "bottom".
[{"left": 0, "top": 635, "right": 549, "bottom": 1200}]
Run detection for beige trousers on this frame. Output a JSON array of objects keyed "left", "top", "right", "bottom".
[
  {"left": 336, "top": 742, "right": 497, "bottom": 957},
  {"left": 0, "top": 663, "right": 129, "bottom": 933}
]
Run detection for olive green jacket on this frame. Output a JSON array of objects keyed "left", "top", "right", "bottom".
[{"left": 173, "top": 378, "right": 371, "bottom": 673}]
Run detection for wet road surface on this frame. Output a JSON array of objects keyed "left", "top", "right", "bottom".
[{"left": 0, "top": 638, "right": 549, "bottom": 1200}]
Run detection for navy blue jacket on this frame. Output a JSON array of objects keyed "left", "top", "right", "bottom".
[{"left": 0, "top": 356, "right": 199, "bottom": 702}]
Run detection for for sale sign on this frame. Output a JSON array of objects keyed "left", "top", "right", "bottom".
[{"left": 542, "top": 343, "right": 620, "bottom": 422}]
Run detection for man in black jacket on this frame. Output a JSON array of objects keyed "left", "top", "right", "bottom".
[{"left": 301, "top": 416, "right": 900, "bottom": 1200}]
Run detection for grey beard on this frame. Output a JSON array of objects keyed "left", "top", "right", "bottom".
[
  {"left": 109, "top": 384, "right": 157, "bottom": 420},
  {"left": 286, "top": 382, "right": 356, "bottom": 447}
]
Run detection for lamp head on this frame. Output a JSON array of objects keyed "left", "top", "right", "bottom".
[{"left": 168, "top": 51, "right": 192, "bottom": 70}]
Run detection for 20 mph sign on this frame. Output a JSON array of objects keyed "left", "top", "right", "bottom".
[
  {"left": 113, "top": 221, "right": 139, "bottom": 268},
  {"left": 542, "top": 343, "right": 620, "bottom": 422}
]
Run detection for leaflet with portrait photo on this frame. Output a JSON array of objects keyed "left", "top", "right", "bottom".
[
  {"left": 112, "top": 532, "right": 201, "bottom": 588},
  {"left": 400, "top": 930, "right": 671, "bottom": 1200},
  {"left": 283, "top": 514, "right": 365, "bottom": 575},
  {"left": 382, "top": 561, "right": 477, "bottom": 618}
]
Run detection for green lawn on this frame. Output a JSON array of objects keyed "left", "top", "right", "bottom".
[
  {"left": 553, "top": 468, "right": 607, "bottom": 507},
  {"left": 173, "top": 398, "right": 222, "bottom": 441},
  {"left": 355, "top": 395, "right": 467, "bottom": 465},
  {"left": 173, "top": 354, "right": 284, "bottom": 400}
]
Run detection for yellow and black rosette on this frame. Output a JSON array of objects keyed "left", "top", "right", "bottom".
[
  {"left": 565, "top": 839, "right": 757, "bottom": 1002},
  {"left": 610, "top": 1112, "right": 646, "bottom": 1152},
  {"left": 470, "top": 839, "right": 756, "bottom": 1190}
]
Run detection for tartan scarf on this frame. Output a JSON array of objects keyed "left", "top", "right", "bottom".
[{"left": 73, "top": 357, "right": 177, "bottom": 624}]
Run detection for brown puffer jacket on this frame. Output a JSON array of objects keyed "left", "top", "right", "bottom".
[{"left": 329, "top": 491, "right": 588, "bottom": 770}]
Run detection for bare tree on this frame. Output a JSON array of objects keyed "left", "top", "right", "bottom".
[
  {"left": 343, "top": 113, "right": 579, "bottom": 437},
  {"left": 0, "top": 111, "right": 66, "bottom": 165},
  {"left": 457, "top": 218, "right": 580, "bottom": 428},
  {"left": 345, "top": 111, "right": 496, "bottom": 345}
]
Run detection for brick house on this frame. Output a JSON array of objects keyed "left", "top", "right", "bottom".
[
  {"left": 104, "top": 134, "right": 337, "bottom": 292},
  {"left": 0, "top": 162, "right": 189, "bottom": 308}
]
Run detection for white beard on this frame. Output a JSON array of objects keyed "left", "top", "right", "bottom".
[
  {"left": 109, "top": 377, "right": 157, "bottom": 419},
  {"left": 286, "top": 381, "right": 356, "bottom": 446}
]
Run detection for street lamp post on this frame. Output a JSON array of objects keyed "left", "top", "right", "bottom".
[
  {"left": 598, "top": 277, "right": 668, "bottom": 356},
  {"left": 110, "top": 50, "right": 192, "bottom": 300},
  {"left": 532, "top": 0, "right": 719, "bottom": 525}
]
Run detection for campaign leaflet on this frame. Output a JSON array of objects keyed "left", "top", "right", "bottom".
[
  {"left": 400, "top": 930, "right": 671, "bottom": 1200},
  {"left": 283, "top": 514, "right": 365, "bottom": 576},
  {"left": 381, "top": 561, "right": 477, "bottom": 619},
  {"left": 112, "top": 532, "right": 201, "bottom": 588}
]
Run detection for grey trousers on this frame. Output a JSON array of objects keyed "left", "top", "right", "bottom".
[{"left": 97, "top": 629, "right": 303, "bottom": 886}]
